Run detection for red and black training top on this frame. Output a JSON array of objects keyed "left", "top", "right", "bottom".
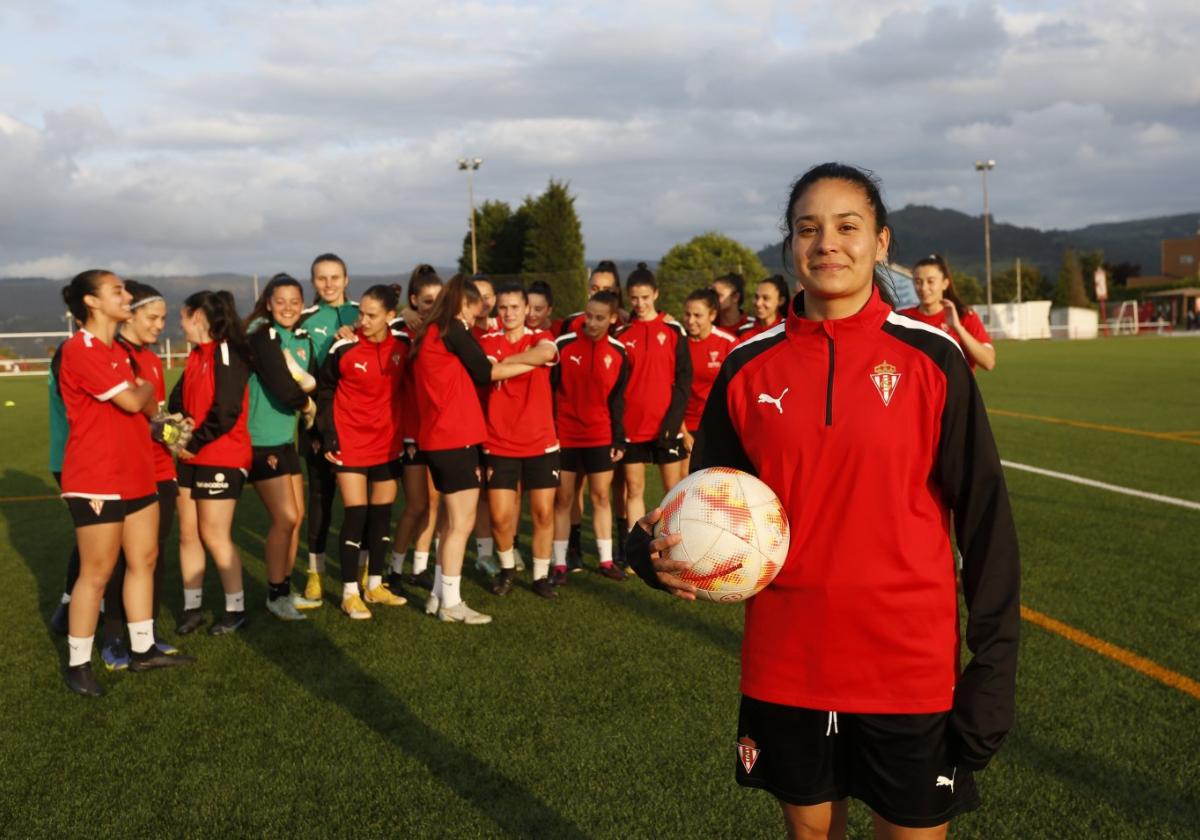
[
  {"left": 412, "top": 319, "right": 492, "bottom": 452},
  {"left": 553, "top": 331, "right": 629, "bottom": 450},
  {"left": 616, "top": 313, "right": 691, "bottom": 444},
  {"left": 681, "top": 288, "right": 1019, "bottom": 772},
  {"left": 684, "top": 327, "right": 737, "bottom": 432},
  {"left": 479, "top": 327, "right": 559, "bottom": 458},
  {"left": 118, "top": 336, "right": 175, "bottom": 483},
  {"left": 168, "top": 340, "right": 252, "bottom": 470},
  {"left": 58, "top": 329, "right": 156, "bottom": 500},
  {"left": 316, "top": 327, "right": 409, "bottom": 467}
]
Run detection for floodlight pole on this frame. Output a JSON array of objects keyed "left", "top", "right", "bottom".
[
  {"left": 975, "top": 159, "right": 996, "bottom": 327},
  {"left": 458, "top": 157, "right": 483, "bottom": 275}
]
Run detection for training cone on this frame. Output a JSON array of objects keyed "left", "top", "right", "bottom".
[{"left": 3, "top": 401, "right": 14, "bottom": 407}]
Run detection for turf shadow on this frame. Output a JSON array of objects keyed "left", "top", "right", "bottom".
[{"left": 2, "top": 469, "right": 74, "bottom": 637}]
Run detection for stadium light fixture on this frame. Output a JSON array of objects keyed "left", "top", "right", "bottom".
[
  {"left": 458, "top": 157, "right": 484, "bottom": 275},
  {"left": 975, "top": 160, "right": 996, "bottom": 327}
]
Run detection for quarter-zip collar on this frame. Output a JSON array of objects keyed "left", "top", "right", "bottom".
[{"left": 785, "top": 286, "right": 891, "bottom": 339}]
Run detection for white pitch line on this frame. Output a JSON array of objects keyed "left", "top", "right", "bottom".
[{"left": 1002, "top": 460, "right": 1200, "bottom": 512}]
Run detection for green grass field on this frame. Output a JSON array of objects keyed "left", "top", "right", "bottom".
[{"left": 1, "top": 336, "right": 1198, "bottom": 838}]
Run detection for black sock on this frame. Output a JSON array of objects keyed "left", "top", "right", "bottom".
[
  {"left": 268, "top": 580, "right": 290, "bottom": 601},
  {"left": 339, "top": 505, "right": 368, "bottom": 584},
  {"left": 366, "top": 502, "right": 393, "bottom": 577},
  {"left": 569, "top": 523, "right": 581, "bottom": 552}
]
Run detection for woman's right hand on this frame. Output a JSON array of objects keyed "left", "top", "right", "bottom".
[{"left": 629, "top": 507, "right": 696, "bottom": 601}]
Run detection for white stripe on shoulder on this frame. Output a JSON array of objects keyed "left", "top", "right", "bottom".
[
  {"left": 219, "top": 341, "right": 230, "bottom": 366},
  {"left": 346, "top": 300, "right": 359, "bottom": 307},
  {"left": 268, "top": 327, "right": 277, "bottom": 340},
  {"left": 555, "top": 331, "right": 578, "bottom": 345},
  {"left": 885, "top": 311, "right": 965, "bottom": 357},
  {"left": 329, "top": 336, "right": 359, "bottom": 353},
  {"left": 301, "top": 305, "right": 319, "bottom": 314},
  {"left": 711, "top": 327, "right": 737, "bottom": 342},
  {"left": 606, "top": 335, "right": 626, "bottom": 351},
  {"left": 667, "top": 320, "right": 687, "bottom": 336},
  {"left": 729, "top": 322, "right": 785, "bottom": 354}
]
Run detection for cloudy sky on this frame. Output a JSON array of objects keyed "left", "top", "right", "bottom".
[{"left": 1, "top": 0, "right": 1197, "bottom": 277}]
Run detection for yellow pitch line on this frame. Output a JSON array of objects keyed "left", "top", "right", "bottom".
[
  {"left": 1021, "top": 605, "right": 1200, "bottom": 701},
  {"left": 0, "top": 494, "right": 59, "bottom": 504},
  {"left": 990, "top": 408, "right": 1200, "bottom": 445}
]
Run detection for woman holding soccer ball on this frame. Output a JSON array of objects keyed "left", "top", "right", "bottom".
[{"left": 630, "top": 163, "right": 1020, "bottom": 838}]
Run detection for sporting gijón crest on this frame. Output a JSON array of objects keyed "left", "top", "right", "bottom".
[
  {"left": 870, "top": 360, "right": 901, "bottom": 407},
  {"left": 737, "top": 736, "right": 760, "bottom": 773}
]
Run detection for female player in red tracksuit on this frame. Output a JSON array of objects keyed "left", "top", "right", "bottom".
[
  {"left": 170, "top": 290, "right": 253, "bottom": 637},
  {"left": 411, "top": 276, "right": 533, "bottom": 625},
  {"left": 618, "top": 264, "right": 692, "bottom": 537},
  {"left": 630, "top": 163, "right": 1020, "bottom": 838},
  {"left": 551, "top": 290, "right": 629, "bottom": 584},
  {"left": 712, "top": 271, "right": 753, "bottom": 334},
  {"left": 736, "top": 274, "right": 790, "bottom": 344},
  {"left": 900, "top": 253, "right": 997, "bottom": 372},
  {"left": 58, "top": 270, "right": 192, "bottom": 696},
  {"left": 316, "top": 284, "right": 410, "bottom": 620},
  {"left": 679, "top": 288, "right": 736, "bottom": 474},
  {"left": 478, "top": 283, "right": 562, "bottom": 598}
]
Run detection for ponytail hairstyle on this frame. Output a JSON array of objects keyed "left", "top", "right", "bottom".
[
  {"left": 626, "top": 262, "right": 657, "bottom": 291},
  {"left": 782, "top": 162, "right": 895, "bottom": 308},
  {"left": 125, "top": 279, "right": 165, "bottom": 311},
  {"left": 361, "top": 283, "right": 400, "bottom": 312},
  {"left": 184, "top": 290, "right": 250, "bottom": 360},
  {"left": 912, "top": 253, "right": 972, "bottom": 317},
  {"left": 591, "top": 259, "right": 623, "bottom": 307},
  {"left": 685, "top": 287, "right": 720, "bottom": 313},
  {"left": 759, "top": 274, "right": 791, "bottom": 321},
  {"left": 412, "top": 274, "right": 482, "bottom": 356},
  {"left": 61, "top": 269, "right": 115, "bottom": 324},
  {"left": 408, "top": 264, "right": 444, "bottom": 308},
  {"left": 712, "top": 271, "right": 745, "bottom": 311},
  {"left": 589, "top": 289, "right": 621, "bottom": 315},
  {"left": 527, "top": 279, "right": 553, "bottom": 307},
  {"left": 245, "top": 273, "right": 304, "bottom": 332}
]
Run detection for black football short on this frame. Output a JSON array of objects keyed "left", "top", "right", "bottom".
[
  {"left": 400, "top": 439, "right": 427, "bottom": 467},
  {"left": 336, "top": 459, "right": 402, "bottom": 482},
  {"left": 177, "top": 463, "right": 247, "bottom": 501},
  {"left": 735, "top": 696, "right": 980, "bottom": 829},
  {"left": 425, "top": 446, "right": 483, "bottom": 494},
  {"left": 66, "top": 493, "right": 157, "bottom": 527},
  {"left": 623, "top": 436, "right": 686, "bottom": 465},
  {"left": 560, "top": 445, "right": 616, "bottom": 475},
  {"left": 485, "top": 451, "right": 561, "bottom": 491},
  {"left": 249, "top": 443, "right": 302, "bottom": 483}
]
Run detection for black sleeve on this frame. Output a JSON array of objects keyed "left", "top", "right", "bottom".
[
  {"left": 185, "top": 345, "right": 249, "bottom": 453},
  {"left": 167, "top": 369, "right": 184, "bottom": 414},
  {"left": 937, "top": 358, "right": 1020, "bottom": 772},
  {"left": 249, "top": 328, "right": 308, "bottom": 411},
  {"left": 689, "top": 359, "right": 756, "bottom": 476},
  {"left": 608, "top": 353, "right": 629, "bottom": 450},
  {"left": 315, "top": 344, "right": 345, "bottom": 454},
  {"left": 50, "top": 343, "right": 65, "bottom": 400},
  {"left": 443, "top": 321, "right": 492, "bottom": 386},
  {"left": 658, "top": 326, "right": 692, "bottom": 441}
]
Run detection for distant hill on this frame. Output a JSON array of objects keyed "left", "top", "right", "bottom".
[{"left": 756, "top": 206, "right": 1200, "bottom": 281}]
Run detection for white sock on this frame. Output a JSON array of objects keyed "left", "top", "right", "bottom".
[
  {"left": 552, "top": 540, "right": 568, "bottom": 567},
  {"left": 433, "top": 564, "right": 443, "bottom": 597},
  {"left": 441, "top": 574, "right": 462, "bottom": 608},
  {"left": 60, "top": 592, "right": 72, "bottom": 605},
  {"left": 533, "top": 558, "right": 550, "bottom": 580},
  {"left": 392, "top": 551, "right": 406, "bottom": 575},
  {"left": 184, "top": 588, "right": 202, "bottom": 610},
  {"left": 127, "top": 619, "right": 154, "bottom": 654},
  {"left": 225, "top": 590, "right": 245, "bottom": 612},
  {"left": 413, "top": 550, "right": 430, "bottom": 575},
  {"left": 367, "top": 574, "right": 382, "bottom": 591},
  {"left": 498, "top": 548, "right": 515, "bottom": 570},
  {"left": 343, "top": 582, "right": 359, "bottom": 599},
  {"left": 476, "top": 537, "right": 493, "bottom": 558},
  {"left": 68, "top": 635, "right": 94, "bottom": 667},
  {"left": 597, "top": 539, "right": 613, "bottom": 565},
  {"left": 308, "top": 552, "right": 325, "bottom": 574}
]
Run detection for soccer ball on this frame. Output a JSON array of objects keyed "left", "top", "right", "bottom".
[{"left": 654, "top": 467, "right": 789, "bottom": 603}]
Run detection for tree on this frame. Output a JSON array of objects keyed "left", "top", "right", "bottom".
[
  {"left": 1053, "top": 249, "right": 1092, "bottom": 308},
  {"left": 656, "top": 232, "right": 769, "bottom": 318},
  {"left": 992, "top": 261, "right": 1048, "bottom": 301},
  {"left": 459, "top": 200, "right": 528, "bottom": 275},
  {"left": 1077, "top": 249, "right": 1105, "bottom": 303},
  {"left": 952, "top": 271, "right": 984, "bottom": 305},
  {"left": 521, "top": 179, "right": 588, "bottom": 314}
]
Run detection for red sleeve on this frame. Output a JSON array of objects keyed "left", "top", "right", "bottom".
[
  {"left": 963, "top": 311, "right": 992, "bottom": 345},
  {"left": 66, "top": 339, "right": 132, "bottom": 402}
]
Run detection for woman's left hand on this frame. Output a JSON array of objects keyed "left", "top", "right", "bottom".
[{"left": 943, "top": 300, "right": 961, "bottom": 329}]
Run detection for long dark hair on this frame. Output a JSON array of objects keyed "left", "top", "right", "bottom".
[
  {"left": 184, "top": 290, "right": 250, "bottom": 359},
  {"left": 412, "top": 274, "right": 481, "bottom": 356},
  {"left": 62, "top": 269, "right": 115, "bottom": 324},
  {"left": 245, "top": 273, "right": 305, "bottom": 332},
  {"left": 712, "top": 272, "right": 745, "bottom": 311},
  {"left": 758, "top": 274, "right": 790, "bottom": 321},
  {"left": 912, "top": 253, "right": 972, "bottom": 318},
  {"left": 781, "top": 162, "right": 895, "bottom": 308},
  {"left": 408, "top": 264, "right": 443, "bottom": 307},
  {"left": 626, "top": 262, "right": 656, "bottom": 291},
  {"left": 591, "top": 259, "right": 623, "bottom": 308}
]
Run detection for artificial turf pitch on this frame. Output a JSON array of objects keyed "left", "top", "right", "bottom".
[{"left": 0, "top": 336, "right": 1197, "bottom": 838}]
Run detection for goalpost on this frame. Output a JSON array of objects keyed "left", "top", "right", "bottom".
[
  {"left": 0, "top": 331, "right": 71, "bottom": 377},
  {"left": 1111, "top": 301, "right": 1139, "bottom": 336}
]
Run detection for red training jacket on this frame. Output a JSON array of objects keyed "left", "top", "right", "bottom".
[
  {"left": 616, "top": 313, "right": 691, "bottom": 443},
  {"left": 169, "top": 340, "right": 252, "bottom": 470},
  {"left": 479, "top": 327, "right": 559, "bottom": 457},
  {"left": 553, "top": 330, "right": 629, "bottom": 449},
  {"left": 684, "top": 327, "right": 737, "bottom": 431},
  {"left": 119, "top": 336, "right": 175, "bottom": 482},
  {"left": 413, "top": 320, "right": 491, "bottom": 452},
  {"left": 316, "top": 328, "right": 409, "bottom": 467}
]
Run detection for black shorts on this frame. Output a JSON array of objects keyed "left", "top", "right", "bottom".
[
  {"left": 735, "top": 696, "right": 980, "bottom": 829},
  {"left": 335, "top": 459, "right": 401, "bottom": 482},
  {"left": 66, "top": 493, "right": 157, "bottom": 527},
  {"left": 249, "top": 443, "right": 303, "bottom": 483},
  {"left": 623, "top": 436, "right": 687, "bottom": 465},
  {"left": 425, "top": 446, "right": 483, "bottom": 494},
  {"left": 400, "top": 439, "right": 427, "bottom": 467},
  {"left": 177, "top": 463, "right": 247, "bottom": 500},
  {"left": 560, "top": 445, "right": 616, "bottom": 475},
  {"left": 486, "top": 451, "right": 561, "bottom": 491}
]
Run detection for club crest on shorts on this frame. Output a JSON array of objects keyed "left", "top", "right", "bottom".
[
  {"left": 870, "top": 360, "right": 901, "bottom": 407},
  {"left": 737, "top": 736, "right": 760, "bottom": 773},
  {"left": 266, "top": 455, "right": 278, "bottom": 471},
  {"left": 89, "top": 499, "right": 104, "bottom": 516}
]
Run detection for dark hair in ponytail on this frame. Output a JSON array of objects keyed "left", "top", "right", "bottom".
[
  {"left": 245, "top": 273, "right": 304, "bottom": 332},
  {"left": 758, "top": 274, "right": 791, "bottom": 320},
  {"left": 61, "top": 269, "right": 115, "bottom": 323},
  {"left": 361, "top": 283, "right": 400, "bottom": 312},
  {"left": 686, "top": 287, "right": 720, "bottom": 312},
  {"left": 912, "top": 253, "right": 972, "bottom": 317},
  {"left": 184, "top": 290, "right": 250, "bottom": 359},
  {"left": 412, "top": 274, "right": 481, "bottom": 356},
  {"left": 528, "top": 280, "right": 553, "bottom": 306},
  {"left": 712, "top": 272, "right": 745, "bottom": 309},
  {"left": 626, "top": 262, "right": 656, "bottom": 291},
  {"left": 408, "top": 264, "right": 444, "bottom": 307}
]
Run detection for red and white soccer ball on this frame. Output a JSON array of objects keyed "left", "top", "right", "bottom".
[{"left": 653, "top": 467, "right": 790, "bottom": 603}]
